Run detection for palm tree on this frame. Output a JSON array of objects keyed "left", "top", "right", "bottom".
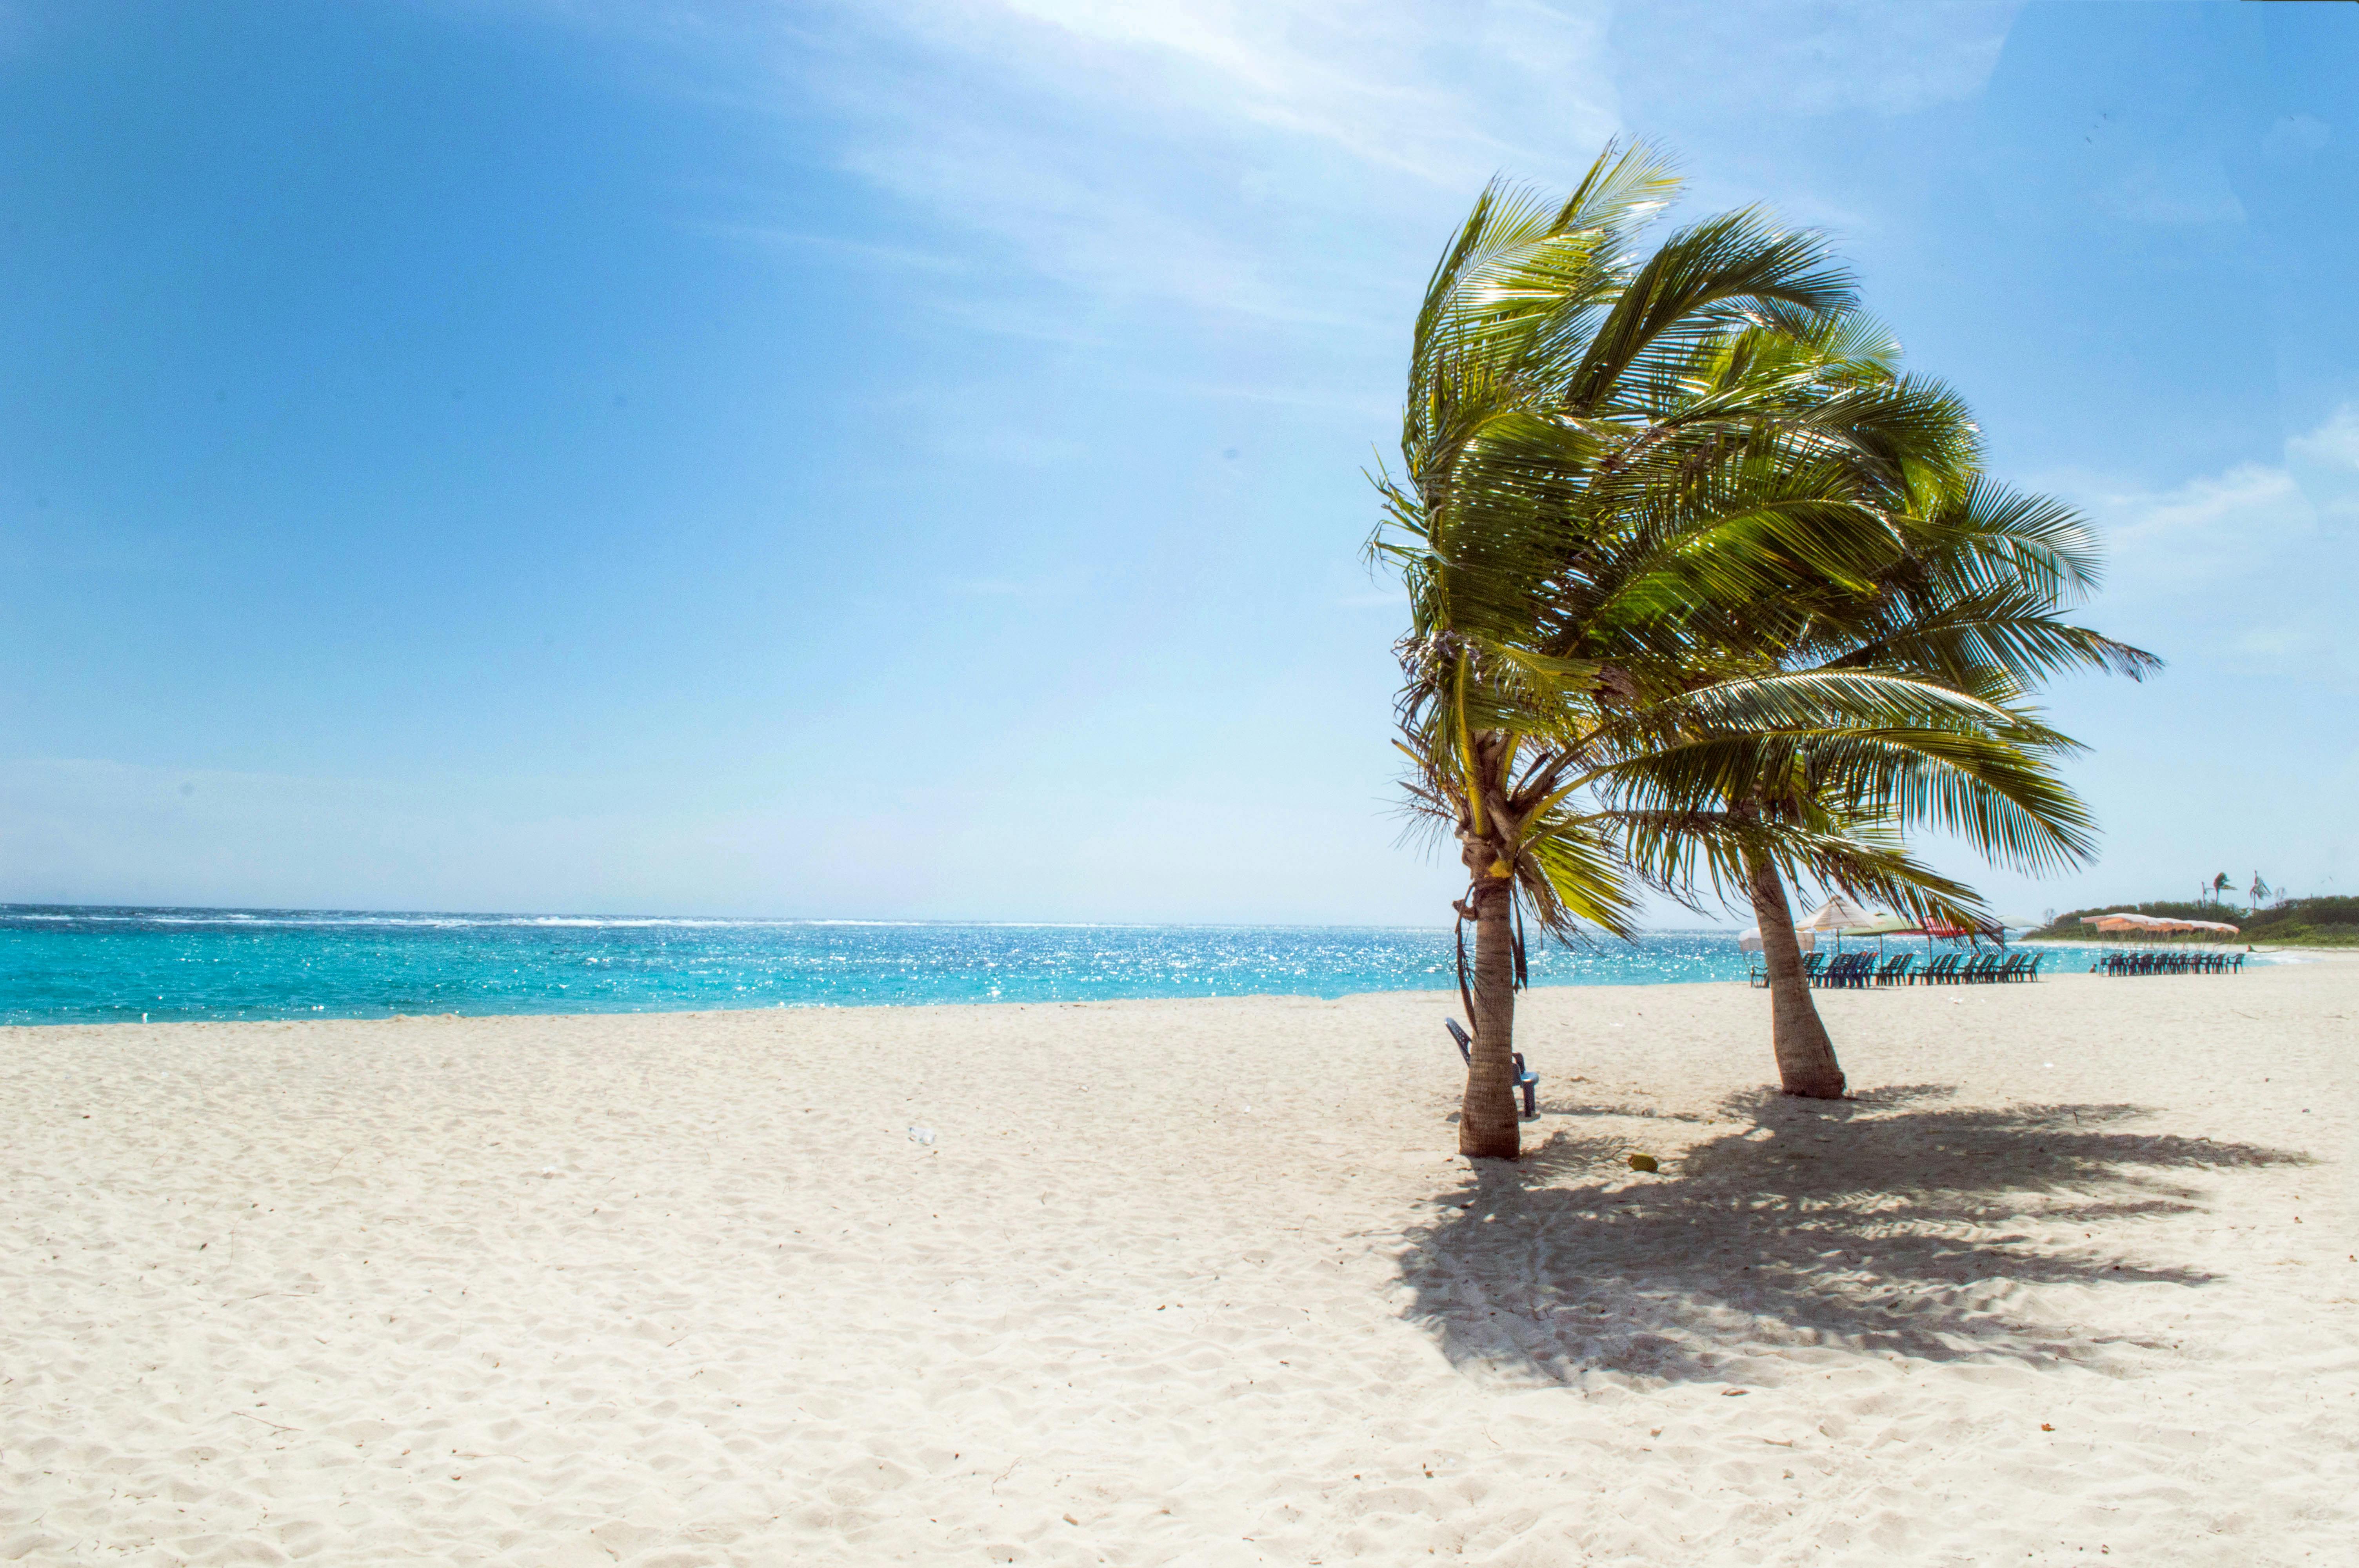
[
  {"left": 1375, "top": 146, "right": 2013, "bottom": 1150},
  {"left": 1374, "top": 143, "right": 1866, "bottom": 1157},
  {"left": 1622, "top": 435, "right": 2161, "bottom": 1092},
  {"left": 1601, "top": 549, "right": 2154, "bottom": 1093},
  {"left": 1377, "top": 148, "right": 2158, "bottom": 1145}
]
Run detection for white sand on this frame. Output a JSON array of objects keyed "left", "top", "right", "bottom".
[{"left": 4, "top": 962, "right": 2355, "bottom": 1566}]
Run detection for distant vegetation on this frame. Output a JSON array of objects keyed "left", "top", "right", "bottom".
[{"left": 2026, "top": 897, "right": 2359, "bottom": 947}]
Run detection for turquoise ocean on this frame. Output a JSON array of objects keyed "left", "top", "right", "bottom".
[{"left": 0, "top": 906, "right": 1782, "bottom": 1025}]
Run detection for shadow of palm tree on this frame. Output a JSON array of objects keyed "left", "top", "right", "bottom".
[{"left": 1401, "top": 1085, "right": 2310, "bottom": 1387}]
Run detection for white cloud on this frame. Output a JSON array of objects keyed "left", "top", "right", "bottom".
[
  {"left": 701, "top": 223, "right": 971, "bottom": 276},
  {"left": 2090, "top": 461, "right": 2308, "bottom": 588},
  {"left": 2067, "top": 403, "right": 2356, "bottom": 585},
  {"left": 2287, "top": 403, "right": 2359, "bottom": 472},
  {"left": 737, "top": 0, "right": 2044, "bottom": 341},
  {"left": 763, "top": 0, "right": 1624, "bottom": 332},
  {"left": 1609, "top": 0, "right": 2019, "bottom": 119},
  {"left": 883, "top": 0, "right": 1617, "bottom": 182},
  {"left": 2058, "top": 403, "right": 2359, "bottom": 680},
  {"left": 515, "top": 1, "right": 2039, "bottom": 343}
]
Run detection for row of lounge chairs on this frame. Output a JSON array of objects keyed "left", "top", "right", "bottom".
[
  {"left": 2095, "top": 950, "right": 2245, "bottom": 976},
  {"left": 1748, "top": 951, "right": 2046, "bottom": 989},
  {"left": 1908, "top": 952, "right": 2044, "bottom": 985}
]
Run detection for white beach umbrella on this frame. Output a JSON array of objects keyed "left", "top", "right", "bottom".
[
  {"left": 1795, "top": 894, "right": 1887, "bottom": 953},
  {"left": 1738, "top": 926, "right": 1814, "bottom": 955},
  {"left": 1795, "top": 894, "right": 1883, "bottom": 933}
]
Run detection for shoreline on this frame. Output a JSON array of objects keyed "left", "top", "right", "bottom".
[
  {"left": 19, "top": 941, "right": 2353, "bottom": 1031},
  {"left": 7, "top": 968, "right": 2353, "bottom": 1563},
  {"left": 2020, "top": 937, "right": 2354, "bottom": 959},
  {"left": 0, "top": 921, "right": 1767, "bottom": 1027}
]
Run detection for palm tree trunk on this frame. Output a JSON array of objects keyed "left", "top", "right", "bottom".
[
  {"left": 1746, "top": 852, "right": 1846, "bottom": 1099},
  {"left": 1459, "top": 861, "right": 1522, "bottom": 1160}
]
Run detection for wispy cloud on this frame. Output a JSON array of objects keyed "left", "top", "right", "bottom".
[
  {"left": 763, "top": 0, "right": 1621, "bottom": 332},
  {"left": 518, "top": 1, "right": 2041, "bottom": 360},
  {"left": 2287, "top": 403, "right": 2359, "bottom": 480},
  {"left": 2087, "top": 461, "right": 2309, "bottom": 589},
  {"left": 700, "top": 222, "right": 972, "bottom": 275},
  {"left": 1611, "top": 1, "right": 2019, "bottom": 119},
  {"left": 2058, "top": 403, "right": 2359, "bottom": 678},
  {"left": 971, "top": 0, "right": 1614, "bottom": 180}
]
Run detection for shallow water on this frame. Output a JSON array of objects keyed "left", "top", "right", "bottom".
[{"left": 0, "top": 905, "right": 1776, "bottom": 1024}]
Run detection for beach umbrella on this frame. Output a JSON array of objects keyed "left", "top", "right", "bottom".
[
  {"left": 2084, "top": 912, "right": 2174, "bottom": 933},
  {"left": 1738, "top": 926, "right": 1815, "bottom": 955},
  {"left": 1843, "top": 911, "right": 1917, "bottom": 955},
  {"left": 1796, "top": 894, "right": 1887, "bottom": 952},
  {"left": 2088, "top": 912, "right": 2191, "bottom": 942},
  {"left": 1796, "top": 894, "right": 1882, "bottom": 932},
  {"left": 1897, "top": 915, "right": 1998, "bottom": 950}
]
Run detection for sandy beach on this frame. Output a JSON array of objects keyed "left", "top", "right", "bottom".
[{"left": 4, "top": 963, "right": 2354, "bottom": 1566}]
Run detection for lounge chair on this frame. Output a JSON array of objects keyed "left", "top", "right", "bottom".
[
  {"left": 1444, "top": 1017, "right": 1538, "bottom": 1120},
  {"left": 1814, "top": 952, "right": 1872, "bottom": 988},
  {"left": 1874, "top": 953, "right": 1916, "bottom": 985}
]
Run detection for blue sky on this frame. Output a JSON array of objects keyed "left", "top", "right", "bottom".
[{"left": 1, "top": 0, "right": 2352, "bottom": 925}]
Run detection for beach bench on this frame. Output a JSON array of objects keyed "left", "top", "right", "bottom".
[{"left": 1444, "top": 1017, "right": 1538, "bottom": 1120}]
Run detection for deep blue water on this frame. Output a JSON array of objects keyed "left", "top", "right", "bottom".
[{"left": 0, "top": 906, "right": 1767, "bottom": 1025}]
